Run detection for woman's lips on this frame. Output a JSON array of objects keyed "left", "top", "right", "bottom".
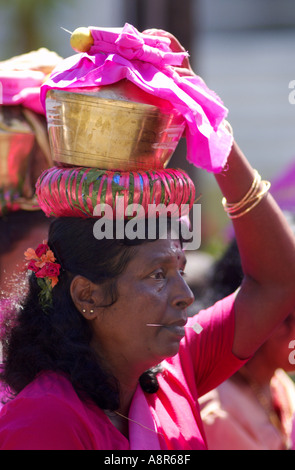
[{"left": 164, "top": 324, "right": 186, "bottom": 337}]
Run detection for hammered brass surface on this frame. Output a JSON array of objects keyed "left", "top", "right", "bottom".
[{"left": 46, "top": 82, "right": 185, "bottom": 170}]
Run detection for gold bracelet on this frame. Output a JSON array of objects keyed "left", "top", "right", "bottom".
[
  {"left": 225, "top": 181, "right": 271, "bottom": 219},
  {"left": 223, "top": 170, "right": 261, "bottom": 214},
  {"left": 222, "top": 170, "right": 271, "bottom": 219}
]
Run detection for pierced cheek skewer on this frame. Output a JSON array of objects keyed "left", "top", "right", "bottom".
[{"left": 146, "top": 323, "right": 203, "bottom": 334}]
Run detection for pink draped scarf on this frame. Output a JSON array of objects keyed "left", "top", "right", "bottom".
[{"left": 40, "top": 23, "right": 233, "bottom": 173}]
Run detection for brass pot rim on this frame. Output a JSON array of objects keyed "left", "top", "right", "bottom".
[
  {"left": 45, "top": 84, "right": 185, "bottom": 170},
  {"left": 46, "top": 87, "right": 167, "bottom": 113}
]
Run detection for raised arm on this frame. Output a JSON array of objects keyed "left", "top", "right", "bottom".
[
  {"left": 215, "top": 141, "right": 295, "bottom": 358},
  {"left": 144, "top": 28, "right": 295, "bottom": 359}
]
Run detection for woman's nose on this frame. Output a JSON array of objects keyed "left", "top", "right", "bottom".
[{"left": 171, "top": 274, "right": 195, "bottom": 309}]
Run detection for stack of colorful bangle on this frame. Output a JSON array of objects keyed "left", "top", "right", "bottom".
[{"left": 36, "top": 166, "right": 195, "bottom": 219}]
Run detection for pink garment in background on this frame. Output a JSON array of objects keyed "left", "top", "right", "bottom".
[
  {"left": 0, "top": 48, "right": 63, "bottom": 114},
  {"left": 200, "top": 369, "right": 295, "bottom": 450},
  {"left": 40, "top": 23, "right": 233, "bottom": 173},
  {"left": 0, "top": 70, "right": 45, "bottom": 114},
  {"left": 0, "top": 294, "right": 246, "bottom": 450}
]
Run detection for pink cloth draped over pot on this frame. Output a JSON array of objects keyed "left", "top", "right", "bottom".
[{"left": 40, "top": 23, "right": 233, "bottom": 173}]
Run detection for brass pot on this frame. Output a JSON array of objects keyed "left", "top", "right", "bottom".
[
  {"left": 0, "top": 106, "right": 35, "bottom": 191},
  {"left": 46, "top": 80, "right": 185, "bottom": 171}
]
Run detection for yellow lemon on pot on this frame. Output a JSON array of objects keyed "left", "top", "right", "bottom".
[{"left": 70, "top": 27, "right": 94, "bottom": 52}]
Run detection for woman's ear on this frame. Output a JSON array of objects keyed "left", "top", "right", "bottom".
[{"left": 70, "top": 275, "right": 104, "bottom": 320}]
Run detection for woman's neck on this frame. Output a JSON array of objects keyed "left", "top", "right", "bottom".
[{"left": 104, "top": 377, "right": 139, "bottom": 440}]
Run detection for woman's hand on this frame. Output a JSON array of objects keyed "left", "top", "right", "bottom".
[{"left": 142, "top": 28, "right": 195, "bottom": 77}]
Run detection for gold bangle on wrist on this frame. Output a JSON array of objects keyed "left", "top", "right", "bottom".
[{"left": 222, "top": 170, "right": 271, "bottom": 219}]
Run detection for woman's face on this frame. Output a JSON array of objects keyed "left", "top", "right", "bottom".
[{"left": 91, "top": 236, "right": 194, "bottom": 375}]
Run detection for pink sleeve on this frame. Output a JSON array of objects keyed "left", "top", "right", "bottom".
[
  {"left": 0, "top": 395, "right": 94, "bottom": 450},
  {"left": 184, "top": 294, "right": 248, "bottom": 397}
]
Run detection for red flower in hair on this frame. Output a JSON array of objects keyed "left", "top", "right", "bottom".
[
  {"left": 35, "top": 262, "right": 60, "bottom": 279},
  {"left": 24, "top": 241, "right": 61, "bottom": 306},
  {"left": 27, "top": 260, "right": 39, "bottom": 273},
  {"left": 35, "top": 243, "right": 49, "bottom": 258}
]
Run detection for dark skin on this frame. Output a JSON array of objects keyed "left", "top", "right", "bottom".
[
  {"left": 144, "top": 29, "right": 295, "bottom": 358},
  {"left": 71, "top": 237, "right": 193, "bottom": 437},
  {"left": 71, "top": 31, "right": 295, "bottom": 438}
]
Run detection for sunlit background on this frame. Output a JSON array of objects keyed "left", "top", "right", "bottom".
[{"left": 1, "top": 0, "right": 295, "bottom": 260}]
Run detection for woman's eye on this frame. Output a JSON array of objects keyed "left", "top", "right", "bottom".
[{"left": 150, "top": 270, "right": 165, "bottom": 280}]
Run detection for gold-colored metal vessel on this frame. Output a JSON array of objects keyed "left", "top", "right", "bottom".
[
  {"left": 0, "top": 106, "right": 53, "bottom": 212},
  {"left": 46, "top": 80, "right": 185, "bottom": 170},
  {"left": 0, "top": 106, "right": 34, "bottom": 191}
]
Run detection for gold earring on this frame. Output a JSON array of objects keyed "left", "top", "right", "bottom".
[
  {"left": 82, "top": 309, "right": 86, "bottom": 313},
  {"left": 90, "top": 309, "right": 94, "bottom": 314}
]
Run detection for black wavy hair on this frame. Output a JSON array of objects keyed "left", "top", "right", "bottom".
[{"left": 0, "top": 216, "right": 176, "bottom": 410}]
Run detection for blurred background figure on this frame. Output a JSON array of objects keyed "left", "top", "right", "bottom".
[
  {"left": 0, "top": 49, "right": 62, "bottom": 364},
  {"left": 196, "top": 159, "right": 295, "bottom": 450},
  {"left": 198, "top": 236, "right": 295, "bottom": 450},
  {"left": 0, "top": 48, "right": 62, "bottom": 296}
]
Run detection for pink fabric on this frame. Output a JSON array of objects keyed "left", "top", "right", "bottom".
[
  {"left": 89, "top": 24, "right": 187, "bottom": 66},
  {"left": 40, "top": 23, "right": 233, "bottom": 173},
  {"left": 200, "top": 370, "right": 295, "bottom": 450},
  {"left": 0, "top": 70, "right": 46, "bottom": 114},
  {"left": 0, "top": 294, "right": 246, "bottom": 450}
]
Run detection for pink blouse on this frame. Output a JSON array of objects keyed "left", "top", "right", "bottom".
[{"left": 0, "top": 294, "right": 246, "bottom": 450}]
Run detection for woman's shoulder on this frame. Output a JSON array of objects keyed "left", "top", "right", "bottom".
[
  {"left": 20, "top": 370, "right": 77, "bottom": 398},
  {"left": 187, "top": 292, "right": 237, "bottom": 331},
  {"left": 0, "top": 371, "right": 83, "bottom": 423},
  {"left": 0, "top": 372, "right": 99, "bottom": 449},
  {"left": 167, "top": 293, "right": 246, "bottom": 398}
]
